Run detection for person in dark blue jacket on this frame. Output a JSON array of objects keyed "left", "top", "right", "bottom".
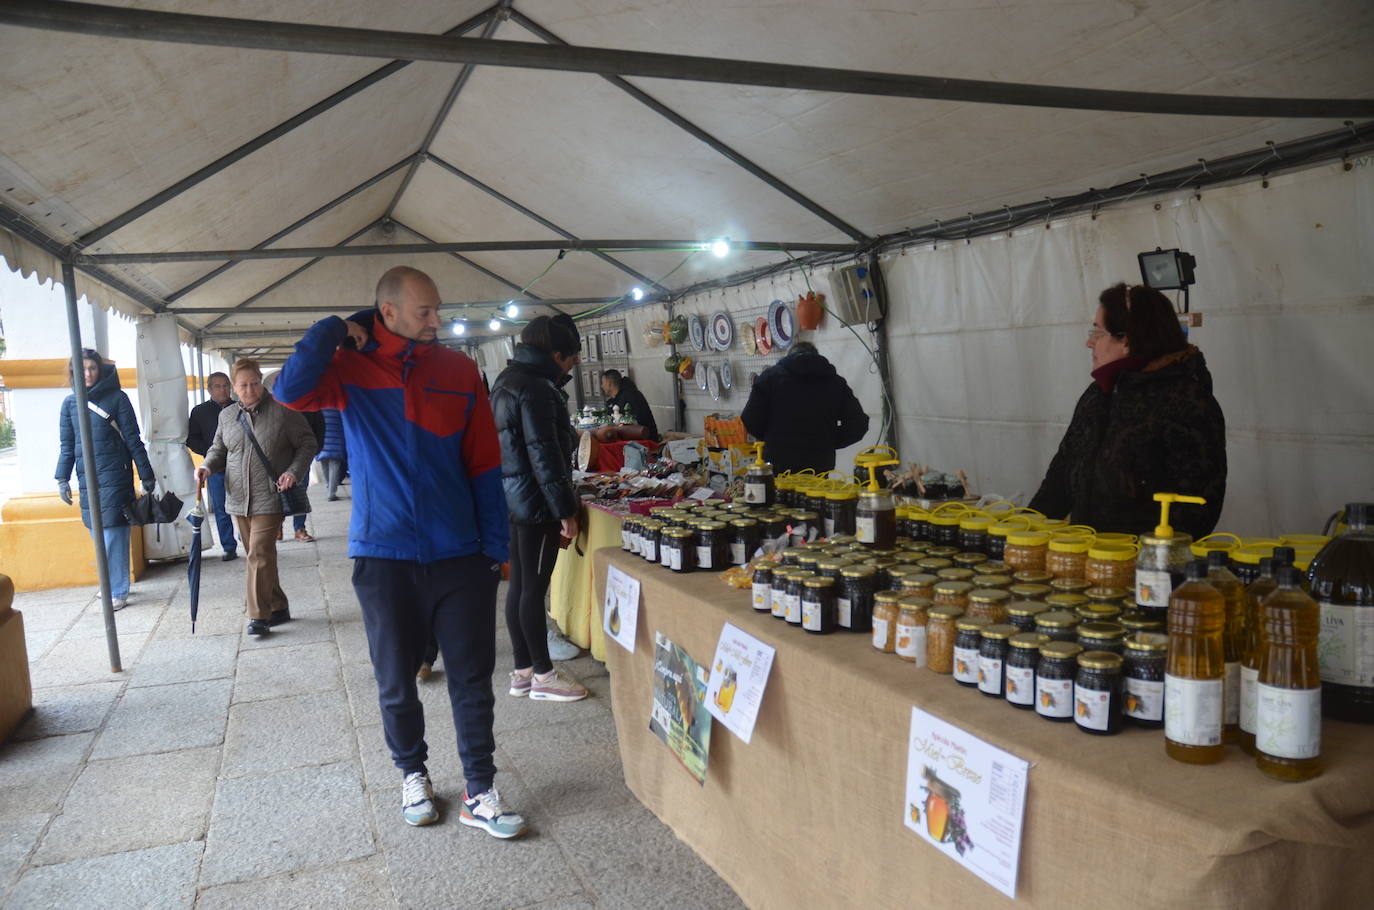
[
  {"left": 55, "top": 350, "right": 156, "bottom": 610},
  {"left": 316, "top": 408, "right": 347, "bottom": 501},
  {"left": 275, "top": 266, "right": 522, "bottom": 839}
]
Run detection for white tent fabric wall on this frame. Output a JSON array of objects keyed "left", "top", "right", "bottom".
[
  {"left": 135, "top": 313, "right": 199, "bottom": 558},
  {"left": 881, "top": 161, "right": 1374, "bottom": 538}
]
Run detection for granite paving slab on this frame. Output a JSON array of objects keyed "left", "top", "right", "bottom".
[
  {"left": 65, "top": 601, "right": 165, "bottom": 640},
  {"left": 236, "top": 614, "right": 335, "bottom": 651},
  {"left": 498, "top": 715, "right": 635, "bottom": 820},
  {"left": 221, "top": 690, "right": 354, "bottom": 779},
  {"left": 11, "top": 681, "right": 122, "bottom": 741},
  {"left": 193, "top": 855, "right": 397, "bottom": 910},
  {"left": 128, "top": 634, "right": 239, "bottom": 688},
  {"left": 233, "top": 640, "right": 340, "bottom": 701},
  {"left": 14, "top": 599, "right": 86, "bottom": 632},
  {"left": 30, "top": 634, "right": 149, "bottom": 688},
  {"left": 0, "top": 813, "right": 48, "bottom": 893},
  {"left": 0, "top": 732, "right": 94, "bottom": 815},
  {"left": 5, "top": 840, "right": 201, "bottom": 910},
  {"left": 90, "top": 678, "right": 232, "bottom": 760}
]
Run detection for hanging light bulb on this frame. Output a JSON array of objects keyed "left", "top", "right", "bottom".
[
  {"left": 451, "top": 319, "right": 466, "bottom": 336},
  {"left": 710, "top": 237, "right": 731, "bottom": 258},
  {"left": 630, "top": 287, "right": 644, "bottom": 301},
  {"left": 488, "top": 317, "right": 502, "bottom": 332},
  {"left": 505, "top": 301, "right": 519, "bottom": 318}
]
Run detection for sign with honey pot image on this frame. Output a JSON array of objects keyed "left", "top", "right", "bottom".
[
  {"left": 704, "top": 623, "right": 777, "bottom": 745},
  {"left": 603, "top": 565, "right": 641, "bottom": 653},
  {"left": 904, "top": 707, "right": 1030, "bottom": 899}
]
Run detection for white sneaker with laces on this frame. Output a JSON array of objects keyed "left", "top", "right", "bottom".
[
  {"left": 459, "top": 786, "right": 526, "bottom": 839},
  {"left": 401, "top": 771, "right": 438, "bottom": 826}
]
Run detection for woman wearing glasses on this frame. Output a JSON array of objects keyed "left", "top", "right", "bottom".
[{"left": 1029, "top": 283, "right": 1226, "bottom": 537}]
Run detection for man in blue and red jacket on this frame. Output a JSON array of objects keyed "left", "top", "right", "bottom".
[{"left": 276, "top": 265, "right": 524, "bottom": 839}]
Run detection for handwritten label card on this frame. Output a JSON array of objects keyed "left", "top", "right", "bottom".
[
  {"left": 703, "top": 623, "right": 776, "bottom": 744},
  {"left": 603, "top": 565, "right": 641, "bottom": 653},
  {"left": 903, "top": 707, "right": 1030, "bottom": 899}
]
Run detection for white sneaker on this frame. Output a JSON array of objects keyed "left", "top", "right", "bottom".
[
  {"left": 111, "top": 598, "right": 128, "bottom": 612},
  {"left": 546, "top": 627, "right": 580, "bottom": 661},
  {"left": 401, "top": 771, "right": 438, "bottom": 826},
  {"left": 459, "top": 786, "right": 526, "bottom": 839}
]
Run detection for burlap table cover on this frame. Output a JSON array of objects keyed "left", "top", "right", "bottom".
[{"left": 594, "top": 548, "right": 1373, "bottom": 910}]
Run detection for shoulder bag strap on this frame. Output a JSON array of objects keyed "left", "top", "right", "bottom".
[
  {"left": 237, "top": 410, "right": 278, "bottom": 478},
  {"left": 87, "top": 399, "right": 128, "bottom": 449}
]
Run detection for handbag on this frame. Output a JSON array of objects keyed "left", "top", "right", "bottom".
[{"left": 238, "top": 411, "right": 312, "bottom": 516}]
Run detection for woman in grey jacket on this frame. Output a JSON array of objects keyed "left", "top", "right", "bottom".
[{"left": 197, "top": 359, "right": 317, "bottom": 634}]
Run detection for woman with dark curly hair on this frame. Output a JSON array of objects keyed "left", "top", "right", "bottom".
[{"left": 1029, "top": 283, "right": 1227, "bottom": 537}]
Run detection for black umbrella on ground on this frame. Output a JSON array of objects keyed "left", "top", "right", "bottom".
[{"left": 186, "top": 479, "right": 205, "bottom": 633}]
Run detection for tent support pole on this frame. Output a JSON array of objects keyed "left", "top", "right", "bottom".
[
  {"left": 867, "top": 253, "right": 898, "bottom": 450},
  {"left": 62, "top": 259, "right": 122, "bottom": 673}
]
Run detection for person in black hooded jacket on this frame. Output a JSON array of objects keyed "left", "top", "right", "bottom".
[
  {"left": 1029, "top": 282, "right": 1227, "bottom": 537},
  {"left": 490, "top": 315, "right": 589, "bottom": 703},
  {"left": 741, "top": 341, "right": 869, "bottom": 473}
]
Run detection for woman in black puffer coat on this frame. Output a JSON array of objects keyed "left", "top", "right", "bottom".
[
  {"left": 489, "top": 315, "right": 588, "bottom": 702},
  {"left": 1029, "top": 283, "right": 1227, "bottom": 538},
  {"left": 55, "top": 350, "right": 156, "bottom": 609}
]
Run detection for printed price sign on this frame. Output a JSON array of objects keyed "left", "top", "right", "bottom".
[{"left": 603, "top": 565, "right": 641, "bottom": 653}]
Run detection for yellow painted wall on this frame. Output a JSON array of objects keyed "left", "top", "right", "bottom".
[
  {"left": 1, "top": 358, "right": 199, "bottom": 390},
  {"left": 0, "top": 494, "right": 146, "bottom": 592}
]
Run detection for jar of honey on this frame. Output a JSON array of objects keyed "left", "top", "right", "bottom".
[
  {"left": 838, "top": 564, "right": 878, "bottom": 632},
  {"left": 750, "top": 561, "right": 774, "bottom": 612},
  {"left": 872, "top": 590, "right": 902, "bottom": 653},
  {"left": 1049, "top": 577, "right": 1092, "bottom": 597},
  {"left": 1083, "top": 585, "right": 1131, "bottom": 607},
  {"left": 1046, "top": 535, "right": 1091, "bottom": 580},
  {"left": 1077, "top": 621, "right": 1127, "bottom": 655},
  {"left": 1013, "top": 569, "right": 1054, "bottom": 586},
  {"left": 953, "top": 552, "right": 990, "bottom": 571},
  {"left": 1008, "top": 582, "right": 1053, "bottom": 603},
  {"left": 899, "top": 572, "right": 938, "bottom": 600},
  {"left": 1004, "top": 530, "right": 1051, "bottom": 573},
  {"left": 966, "top": 588, "right": 1012, "bottom": 624},
  {"left": 1006, "top": 632, "right": 1051, "bottom": 709},
  {"left": 1045, "top": 592, "right": 1090, "bottom": 615},
  {"left": 977, "top": 624, "right": 1018, "bottom": 697},
  {"left": 1035, "top": 641, "right": 1084, "bottom": 721},
  {"left": 895, "top": 596, "right": 932, "bottom": 665},
  {"left": 926, "top": 605, "right": 964, "bottom": 674},
  {"left": 953, "top": 616, "right": 992, "bottom": 686},
  {"left": 958, "top": 516, "right": 996, "bottom": 556},
  {"left": 801, "top": 576, "right": 837, "bottom": 634},
  {"left": 1035, "top": 610, "right": 1081, "bottom": 643},
  {"left": 933, "top": 580, "right": 975, "bottom": 610},
  {"left": 971, "top": 573, "right": 1013, "bottom": 591},
  {"left": 1007, "top": 600, "right": 1049, "bottom": 632},
  {"left": 1078, "top": 602, "right": 1124, "bottom": 625},
  {"left": 935, "top": 567, "right": 977, "bottom": 583},
  {"left": 1086, "top": 541, "right": 1139, "bottom": 590}
]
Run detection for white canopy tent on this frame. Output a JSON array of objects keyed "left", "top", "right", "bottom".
[{"left": 2, "top": 0, "right": 1372, "bottom": 536}]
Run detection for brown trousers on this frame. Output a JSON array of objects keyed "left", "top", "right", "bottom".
[{"left": 235, "top": 513, "right": 288, "bottom": 620}]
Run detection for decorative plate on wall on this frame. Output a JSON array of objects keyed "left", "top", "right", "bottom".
[
  {"left": 688, "top": 313, "right": 706, "bottom": 351},
  {"left": 720, "top": 360, "right": 733, "bottom": 390},
  {"left": 709, "top": 311, "right": 733, "bottom": 351},
  {"left": 707, "top": 365, "right": 722, "bottom": 401},
  {"left": 768, "top": 299, "right": 795, "bottom": 350}
]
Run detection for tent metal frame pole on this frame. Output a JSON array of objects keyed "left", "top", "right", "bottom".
[
  {"left": 62, "top": 259, "right": 121, "bottom": 673},
  {"left": 166, "top": 155, "right": 418, "bottom": 302},
  {"left": 5, "top": 1, "right": 1372, "bottom": 120},
  {"left": 201, "top": 219, "right": 385, "bottom": 331},
  {"left": 71, "top": 5, "right": 500, "bottom": 248},
  {"left": 382, "top": 1, "right": 511, "bottom": 220},
  {"left": 177, "top": 296, "right": 621, "bottom": 315},
  {"left": 426, "top": 154, "right": 666, "bottom": 292},
  {"left": 509, "top": 9, "right": 871, "bottom": 243},
  {"left": 389, "top": 220, "right": 542, "bottom": 302},
  {"left": 80, "top": 238, "right": 858, "bottom": 265}
]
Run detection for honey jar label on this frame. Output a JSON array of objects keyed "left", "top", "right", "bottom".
[
  {"left": 696, "top": 545, "right": 714, "bottom": 569},
  {"left": 977, "top": 656, "right": 1003, "bottom": 694},
  {"left": 1125, "top": 678, "right": 1163, "bottom": 721},
  {"left": 896, "top": 623, "right": 926, "bottom": 666},
  {"left": 1317, "top": 602, "right": 1374, "bottom": 687},
  {"left": 731, "top": 542, "right": 747, "bottom": 565},
  {"left": 856, "top": 515, "right": 876, "bottom": 543},
  {"left": 645, "top": 542, "right": 659, "bottom": 563},
  {"left": 802, "top": 600, "right": 821, "bottom": 631},
  {"left": 664, "top": 546, "right": 677, "bottom": 570},
  {"left": 872, "top": 616, "right": 891, "bottom": 650},
  {"left": 771, "top": 591, "right": 787, "bottom": 618},
  {"left": 953, "top": 646, "right": 980, "bottom": 684},
  {"left": 1135, "top": 569, "right": 1173, "bottom": 607},
  {"left": 785, "top": 594, "right": 802, "bottom": 623},
  {"left": 1005, "top": 666, "right": 1034, "bottom": 705},
  {"left": 752, "top": 584, "right": 770, "bottom": 612},
  {"left": 1223, "top": 661, "right": 1240, "bottom": 725},
  {"left": 621, "top": 529, "right": 632, "bottom": 549},
  {"left": 1035, "top": 677, "right": 1073, "bottom": 717},
  {"left": 1164, "top": 675, "right": 1223, "bottom": 746},
  {"left": 1239, "top": 665, "right": 1259, "bottom": 733},
  {"left": 1255, "top": 683, "right": 1321, "bottom": 760},
  {"left": 1074, "top": 683, "right": 1113, "bottom": 731},
  {"left": 837, "top": 596, "right": 852, "bottom": 628},
  {"left": 744, "top": 482, "right": 768, "bottom": 503}
]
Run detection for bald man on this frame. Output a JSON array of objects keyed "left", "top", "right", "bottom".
[{"left": 275, "top": 266, "right": 522, "bottom": 839}]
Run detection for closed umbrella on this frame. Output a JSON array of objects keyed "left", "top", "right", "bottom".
[{"left": 186, "top": 479, "right": 205, "bottom": 633}]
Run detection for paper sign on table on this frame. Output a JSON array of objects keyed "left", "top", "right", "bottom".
[
  {"left": 703, "top": 623, "right": 776, "bottom": 744},
  {"left": 903, "top": 707, "right": 1030, "bottom": 899},
  {"left": 603, "top": 565, "right": 641, "bottom": 653},
  {"left": 647, "top": 632, "right": 712, "bottom": 784}
]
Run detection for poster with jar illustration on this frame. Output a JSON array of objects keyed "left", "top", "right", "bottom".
[
  {"left": 903, "top": 707, "right": 1030, "bottom": 899},
  {"left": 648, "top": 632, "right": 713, "bottom": 784},
  {"left": 603, "top": 565, "right": 641, "bottom": 653},
  {"left": 703, "top": 623, "right": 777, "bottom": 744}
]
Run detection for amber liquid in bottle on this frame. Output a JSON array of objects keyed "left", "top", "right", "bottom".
[
  {"left": 1207, "top": 551, "right": 1246, "bottom": 745},
  {"left": 1165, "top": 562, "right": 1227, "bottom": 764},
  {"left": 1255, "top": 568, "right": 1323, "bottom": 781},
  {"left": 1306, "top": 502, "right": 1374, "bottom": 723},
  {"left": 1238, "top": 557, "right": 1280, "bottom": 756}
]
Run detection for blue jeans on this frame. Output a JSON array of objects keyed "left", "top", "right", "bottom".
[
  {"left": 100, "top": 524, "right": 132, "bottom": 600},
  {"left": 293, "top": 473, "right": 309, "bottom": 532},
  {"left": 206, "top": 472, "right": 237, "bottom": 553}
]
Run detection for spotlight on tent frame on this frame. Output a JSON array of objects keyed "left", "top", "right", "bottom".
[
  {"left": 488, "top": 317, "right": 502, "bottom": 332},
  {"left": 630, "top": 287, "right": 645, "bottom": 301},
  {"left": 505, "top": 301, "right": 520, "bottom": 319},
  {"left": 709, "top": 237, "right": 731, "bottom": 258},
  {"left": 1138, "top": 248, "right": 1197, "bottom": 291},
  {"left": 451, "top": 319, "right": 466, "bottom": 336}
]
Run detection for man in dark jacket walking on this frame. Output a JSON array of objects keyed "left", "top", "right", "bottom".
[
  {"left": 491, "top": 315, "right": 588, "bottom": 703},
  {"left": 185, "top": 371, "right": 237, "bottom": 560},
  {"left": 599, "top": 369, "right": 658, "bottom": 440},
  {"left": 275, "top": 266, "right": 523, "bottom": 839},
  {"left": 741, "top": 342, "right": 869, "bottom": 473}
]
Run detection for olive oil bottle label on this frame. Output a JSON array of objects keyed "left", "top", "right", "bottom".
[
  {"left": 752, "top": 583, "right": 770, "bottom": 611},
  {"left": 1005, "top": 666, "right": 1035, "bottom": 705},
  {"left": 1074, "top": 683, "right": 1112, "bottom": 731},
  {"left": 1256, "top": 684, "right": 1322, "bottom": 760},
  {"left": 871, "top": 616, "right": 891, "bottom": 650},
  {"left": 977, "top": 656, "right": 1003, "bottom": 694},
  {"left": 837, "top": 596, "right": 852, "bottom": 628},
  {"left": 856, "top": 515, "right": 876, "bottom": 543},
  {"left": 1036, "top": 677, "right": 1073, "bottom": 718},
  {"left": 1224, "top": 661, "right": 1241, "bottom": 725},
  {"left": 1317, "top": 602, "right": 1374, "bottom": 687},
  {"left": 1164, "top": 675, "right": 1223, "bottom": 746},
  {"left": 896, "top": 624, "right": 926, "bottom": 665},
  {"left": 953, "top": 646, "right": 980, "bottom": 684},
  {"left": 1135, "top": 569, "right": 1174, "bottom": 608},
  {"left": 1239, "top": 665, "right": 1259, "bottom": 733},
  {"left": 1125, "top": 678, "right": 1164, "bottom": 721}
]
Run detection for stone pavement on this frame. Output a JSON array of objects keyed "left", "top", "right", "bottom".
[{"left": 0, "top": 495, "right": 744, "bottom": 910}]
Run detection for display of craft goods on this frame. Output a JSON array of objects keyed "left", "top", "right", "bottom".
[
  {"left": 1255, "top": 567, "right": 1324, "bottom": 780},
  {"left": 1165, "top": 560, "right": 1227, "bottom": 765},
  {"left": 1305, "top": 502, "right": 1374, "bottom": 723}
]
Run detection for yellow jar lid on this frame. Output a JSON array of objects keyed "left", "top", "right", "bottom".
[
  {"left": 1079, "top": 603, "right": 1123, "bottom": 621},
  {"left": 826, "top": 488, "right": 858, "bottom": 501},
  {"left": 1036, "top": 610, "right": 1080, "bottom": 628},
  {"left": 1078, "top": 621, "right": 1125, "bottom": 641},
  {"left": 1077, "top": 650, "right": 1123, "bottom": 670},
  {"left": 1093, "top": 532, "right": 1138, "bottom": 544},
  {"left": 1032, "top": 518, "right": 1070, "bottom": 531},
  {"left": 1048, "top": 536, "right": 1091, "bottom": 554},
  {"left": 1087, "top": 542, "right": 1140, "bottom": 561},
  {"left": 955, "top": 615, "right": 993, "bottom": 632},
  {"left": 839, "top": 564, "right": 877, "bottom": 578},
  {"left": 1007, "top": 530, "right": 1051, "bottom": 546},
  {"left": 803, "top": 576, "right": 835, "bottom": 588},
  {"left": 898, "top": 595, "right": 933, "bottom": 610},
  {"left": 900, "top": 573, "right": 939, "bottom": 588},
  {"left": 875, "top": 590, "right": 904, "bottom": 603},
  {"left": 1009, "top": 632, "right": 1051, "bottom": 649},
  {"left": 989, "top": 519, "right": 1030, "bottom": 538},
  {"left": 959, "top": 516, "right": 996, "bottom": 531},
  {"left": 927, "top": 605, "right": 965, "bottom": 622},
  {"left": 1039, "top": 641, "right": 1084, "bottom": 659},
  {"left": 980, "top": 623, "right": 1018, "bottom": 640},
  {"left": 1280, "top": 534, "right": 1330, "bottom": 547},
  {"left": 928, "top": 514, "right": 961, "bottom": 527},
  {"left": 1124, "top": 631, "right": 1169, "bottom": 651},
  {"left": 1231, "top": 544, "right": 1272, "bottom": 565}
]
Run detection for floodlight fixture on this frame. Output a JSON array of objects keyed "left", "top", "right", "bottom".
[
  {"left": 630, "top": 287, "right": 645, "bottom": 301},
  {"left": 505, "top": 301, "right": 519, "bottom": 318},
  {"left": 1138, "top": 248, "right": 1197, "bottom": 291}
]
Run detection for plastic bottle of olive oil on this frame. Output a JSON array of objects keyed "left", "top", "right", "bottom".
[
  {"left": 1206, "top": 550, "right": 1246, "bottom": 745},
  {"left": 1165, "top": 560, "right": 1226, "bottom": 764},
  {"left": 1255, "top": 567, "right": 1323, "bottom": 781},
  {"left": 1306, "top": 502, "right": 1374, "bottom": 723}
]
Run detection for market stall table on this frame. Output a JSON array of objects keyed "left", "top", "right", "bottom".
[
  {"left": 594, "top": 547, "right": 1373, "bottom": 910},
  {"left": 548, "top": 503, "right": 625, "bottom": 661}
]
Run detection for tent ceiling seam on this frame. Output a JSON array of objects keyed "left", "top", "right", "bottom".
[{"left": 388, "top": 219, "right": 548, "bottom": 306}]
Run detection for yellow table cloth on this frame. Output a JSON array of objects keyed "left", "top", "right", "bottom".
[{"left": 548, "top": 504, "right": 623, "bottom": 661}]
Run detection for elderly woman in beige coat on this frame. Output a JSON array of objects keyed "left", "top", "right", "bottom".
[{"left": 197, "top": 359, "right": 317, "bottom": 635}]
